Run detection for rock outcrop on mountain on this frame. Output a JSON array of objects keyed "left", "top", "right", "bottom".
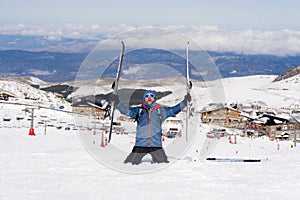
[{"left": 273, "top": 66, "right": 300, "bottom": 82}]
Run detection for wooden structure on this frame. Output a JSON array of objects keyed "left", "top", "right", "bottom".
[
  {"left": 0, "top": 91, "right": 16, "bottom": 100},
  {"left": 260, "top": 113, "right": 299, "bottom": 139},
  {"left": 72, "top": 102, "right": 106, "bottom": 119},
  {"left": 201, "top": 105, "right": 242, "bottom": 126},
  {"left": 201, "top": 104, "right": 300, "bottom": 140}
]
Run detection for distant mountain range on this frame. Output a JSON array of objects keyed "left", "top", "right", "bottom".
[
  {"left": 1, "top": 34, "right": 300, "bottom": 82},
  {"left": 0, "top": 50, "right": 86, "bottom": 82}
]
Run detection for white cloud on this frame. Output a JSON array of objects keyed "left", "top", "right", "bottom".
[
  {"left": 27, "top": 69, "right": 56, "bottom": 76},
  {"left": 122, "top": 64, "right": 181, "bottom": 80},
  {"left": 1, "top": 24, "right": 300, "bottom": 56},
  {"left": 123, "top": 65, "right": 143, "bottom": 76}
]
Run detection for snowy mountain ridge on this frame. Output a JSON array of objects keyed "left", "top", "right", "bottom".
[
  {"left": 10, "top": 76, "right": 48, "bottom": 86},
  {"left": 1, "top": 73, "right": 299, "bottom": 112}
]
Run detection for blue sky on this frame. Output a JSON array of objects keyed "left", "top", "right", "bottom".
[
  {"left": 1, "top": 0, "right": 300, "bottom": 55},
  {"left": 1, "top": 0, "right": 300, "bottom": 30}
]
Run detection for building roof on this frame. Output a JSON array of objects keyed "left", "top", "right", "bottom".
[
  {"left": 72, "top": 101, "right": 92, "bottom": 107},
  {"left": 201, "top": 104, "right": 240, "bottom": 113},
  {"left": 260, "top": 113, "right": 290, "bottom": 122},
  {"left": 0, "top": 90, "right": 16, "bottom": 98},
  {"left": 72, "top": 101, "right": 106, "bottom": 111}
]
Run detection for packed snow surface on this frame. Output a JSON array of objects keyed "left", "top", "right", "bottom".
[{"left": 1, "top": 127, "right": 300, "bottom": 200}]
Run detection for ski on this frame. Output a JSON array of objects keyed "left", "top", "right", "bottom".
[
  {"left": 185, "top": 41, "right": 191, "bottom": 142},
  {"left": 185, "top": 42, "right": 192, "bottom": 141},
  {"left": 108, "top": 41, "right": 125, "bottom": 143},
  {"left": 206, "top": 158, "right": 264, "bottom": 162}
]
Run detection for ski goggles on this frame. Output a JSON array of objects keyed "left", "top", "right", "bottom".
[{"left": 145, "top": 93, "right": 155, "bottom": 98}]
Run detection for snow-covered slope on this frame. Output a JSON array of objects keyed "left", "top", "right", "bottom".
[
  {"left": 0, "top": 127, "right": 299, "bottom": 200},
  {"left": 220, "top": 75, "right": 299, "bottom": 108},
  {"left": 0, "top": 74, "right": 300, "bottom": 200},
  {"left": 67, "top": 75, "right": 300, "bottom": 111},
  {"left": 0, "top": 78, "right": 71, "bottom": 110},
  {"left": 1, "top": 74, "right": 299, "bottom": 112},
  {"left": 11, "top": 76, "right": 48, "bottom": 86}
]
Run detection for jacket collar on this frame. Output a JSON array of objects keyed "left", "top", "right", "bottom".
[{"left": 142, "top": 102, "right": 161, "bottom": 110}]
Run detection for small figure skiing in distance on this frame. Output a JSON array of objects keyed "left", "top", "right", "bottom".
[{"left": 111, "top": 89, "right": 191, "bottom": 165}]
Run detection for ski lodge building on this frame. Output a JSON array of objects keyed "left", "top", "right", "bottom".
[
  {"left": 201, "top": 104, "right": 242, "bottom": 127},
  {"left": 0, "top": 91, "right": 16, "bottom": 101},
  {"left": 72, "top": 102, "right": 106, "bottom": 119},
  {"left": 201, "top": 103, "right": 300, "bottom": 140}
]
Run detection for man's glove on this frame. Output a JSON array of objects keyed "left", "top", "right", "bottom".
[
  {"left": 111, "top": 81, "right": 116, "bottom": 90},
  {"left": 188, "top": 81, "right": 192, "bottom": 90},
  {"left": 110, "top": 94, "right": 120, "bottom": 105},
  {"left": 104, "top": 105, "right": 111, "bottom": 118},
  {"left": 183, "top": 93, "right": 191, "bottom": 106}
]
